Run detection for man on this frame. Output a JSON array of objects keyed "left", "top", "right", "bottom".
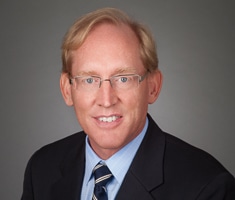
[{"left": 21, "top": 7, "right": 235, "bottom": 200}]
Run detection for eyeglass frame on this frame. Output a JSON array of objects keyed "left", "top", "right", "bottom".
[{"left": 68, "top": 72, "right": 149, "bottom": 91}]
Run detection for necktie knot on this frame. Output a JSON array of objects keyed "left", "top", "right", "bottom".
[{"left": 92, "top": 163, "right": 113, "bottom": 200}]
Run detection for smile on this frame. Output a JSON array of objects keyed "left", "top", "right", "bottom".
[{"left": 98, "top": 116, "right": 120, "bottom": 122}]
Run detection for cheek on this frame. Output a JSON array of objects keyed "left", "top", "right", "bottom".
[
  {"left": 72, "top": 92, "right": 95, "bottom": 115},
  {"left": 125, "top": 87, "right": 149, "bottom": 112}
]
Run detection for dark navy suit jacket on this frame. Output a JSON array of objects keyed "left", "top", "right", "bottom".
[{"left": 21, "top": 114, "right": 235, "bottom": 199}]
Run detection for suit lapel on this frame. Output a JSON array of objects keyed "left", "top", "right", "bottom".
[
  {"left": 116, "top": 115, "right": 165, "bottom": 200},
  {"left": 51, "top": 134, "right": 86, "bottom": 200}
]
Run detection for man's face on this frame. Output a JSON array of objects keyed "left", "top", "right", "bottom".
[{"left": 61, "top": 23, "right": 161, "bottom": 159}]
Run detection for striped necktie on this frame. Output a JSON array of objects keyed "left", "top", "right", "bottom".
[{"left": 92, "top": 163, "right": 113, "bottom": 200}]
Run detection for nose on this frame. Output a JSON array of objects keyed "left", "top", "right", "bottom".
[
  {"left": 99, "top": 79, "right": 113, "bottom": 88},
  {"left": 96, "top": 79, "right": 118, "bottom": 107}
]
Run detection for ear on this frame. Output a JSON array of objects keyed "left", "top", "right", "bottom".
[
  {"left": 147, "top": 70, "right": 163, "bottom": 104},
  {"left": 60, "top": 73, "right": 74, "bottom": 106}
]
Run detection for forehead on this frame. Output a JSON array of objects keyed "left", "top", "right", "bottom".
[{"left": 71, "top": 23, "right": 144, "bottom": 75}]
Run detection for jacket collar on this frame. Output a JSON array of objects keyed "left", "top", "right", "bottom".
[
  {"left": 116, "top": 114, "right": 165, "bottom": 199},
  {"left": 51, "top": 133, "right": 86, "bottom": 200}
]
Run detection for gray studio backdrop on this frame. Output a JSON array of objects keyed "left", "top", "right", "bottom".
[{"left": 1, "top": 0, "right": 234, "bottom": 199}]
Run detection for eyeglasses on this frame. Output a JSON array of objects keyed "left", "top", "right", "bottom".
[{"left": 69, "top": 72, "right": 148, "bottom": 91}]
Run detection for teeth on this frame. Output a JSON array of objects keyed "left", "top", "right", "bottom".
[{"left": 98, "top": 116, "right": 119, "bottom": 122}]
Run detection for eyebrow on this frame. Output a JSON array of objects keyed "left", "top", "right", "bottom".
[
  {"left": 114, "top": 68, "right": 137, "bottom": 74},
  {"left": 75, "top": 71, "right": 97, "bottom": 76},
  {"left": 74, "top": 67, "right": 138, "bottom": 77}
]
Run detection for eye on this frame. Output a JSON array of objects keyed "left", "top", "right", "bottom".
[
  {"left": 120, "top": 76, "right": 128, "bottom": 83},
  {"left": 82, "top": 77, "right": 95, "bottom": 84}
]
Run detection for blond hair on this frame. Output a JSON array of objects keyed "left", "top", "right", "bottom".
[{"left": 61, "top": 7, "right": 158, "bottom": 74}]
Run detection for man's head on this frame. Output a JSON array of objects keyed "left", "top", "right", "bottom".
[{"left": 60, "top": 8, "right": 162, "bottom": 159}]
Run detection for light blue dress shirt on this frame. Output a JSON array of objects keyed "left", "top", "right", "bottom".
[{"left": 80, "top": 118, "right": 148, "bottom": 200}]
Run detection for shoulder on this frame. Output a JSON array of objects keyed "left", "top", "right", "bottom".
[
  {"left": 147, "top": 114, "right": 227, "bottom": 175},
  {"left": 164, "top": 132, "right": 226, "bottom": 174},
  {"left": 164, "top": 133, "right": 235, "bottom": 197},
  {"left": 28, "top": 131, "right": 86, "bottom": 169},
  {"left": 146, "top": 115, "right": 235, "bottom": 197},
  {"left": 21, "top": 132, "right": 87, "bottom": 199}
]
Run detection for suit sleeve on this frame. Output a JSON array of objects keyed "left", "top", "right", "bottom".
[
  {"left": 196, "top": 172, "right": 235, "bottom": 200},
  {"left": 21, "top": 156, "right": 34, "bottom": 200}
]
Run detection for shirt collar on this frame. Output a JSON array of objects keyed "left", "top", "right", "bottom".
[{"left": 84, "top": 117, "right": 148, "bottom": 185}]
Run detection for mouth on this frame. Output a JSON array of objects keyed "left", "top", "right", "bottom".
[{"left": 98, "top": 115, "right": 121, "bottom": 123}]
